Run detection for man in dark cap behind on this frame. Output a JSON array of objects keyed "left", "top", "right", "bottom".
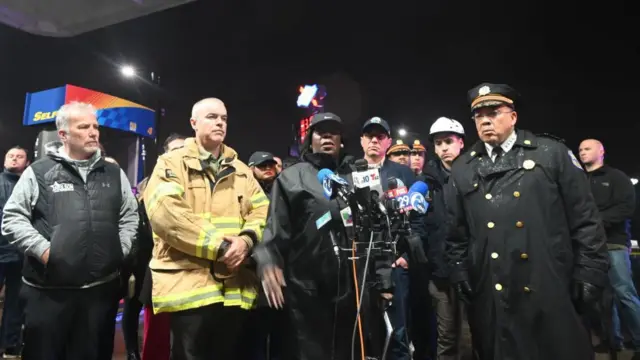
[
  {"left": 410, "top": 140, "right": 426, "bottom": 177},
  {"left": 444, "top": 83, "right": 609, "bottom": 360},
  {"left": 244, "top": 150, "right": 283, "bottom": 360},
  {"left": 387, "top": 140, "right": 411, "bottom": 166},
  {"left": 248, "top": 151, "right": 279, "bottom": 196},
  {"left": 360, "top": 117, "right": 422, "bottom": 360}
]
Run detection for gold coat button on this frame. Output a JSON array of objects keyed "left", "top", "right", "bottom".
[
  {"left": 485, "top": 193, "right": 492, "bottom": 200},
  {"left": 473, "top": 183, "right": 478, "bottom": 188},
  {"left": 513, "top": 191, "right": 520, "bottom": 198},
  {"left": 491, "top": 252, "right": 499, "bottom": 259},
  {"left": 524, "top": 140, "right": 531, "bottom": 145},
  {"left": 487, "top": 222, "right": 495, "bottom": 229},
  {"left": 524, "top": 286, "right": 531, "bottom": 292},
  {"left": 520, "top": 253, "right": 528, "bottom": 260},
  {"left": 516, "top": 221, "right": 524, "bottom": 228},
  {"left": 470, "top": 151, "right": 477, "bottom": 156},
  {"left": 495, "top": 283, "right": 503, "bottom": 291}
]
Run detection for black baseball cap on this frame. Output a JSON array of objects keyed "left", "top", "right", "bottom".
[
  {"left": 310, "top": 112, "right": 342, "bottom": 127},
  {"left": 362, "top": 117, "right": 391, "bottom": 135},
  {"left": 248, "top": 151, "right": 277, "bottom": 167}
]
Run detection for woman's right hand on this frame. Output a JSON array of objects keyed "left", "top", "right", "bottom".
[{"left": 261, "top": 265, "right": 286, "bottom": 309}]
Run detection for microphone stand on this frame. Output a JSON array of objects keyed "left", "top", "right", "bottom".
[{"left": 348, "top": 197, "right": 396, "bottom": 360}]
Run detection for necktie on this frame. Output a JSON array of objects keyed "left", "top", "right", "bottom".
[{"left": 493, "top": 146, "right": 504, "bottom": 163}]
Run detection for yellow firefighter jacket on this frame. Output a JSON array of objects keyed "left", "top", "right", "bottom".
[{"left": 144, "top": 138, "right": 269, "bottom": 314}]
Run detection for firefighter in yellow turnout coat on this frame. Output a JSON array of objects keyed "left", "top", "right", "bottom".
[{"left": 144, "top": 98, "right": 269, "bottom": 360}]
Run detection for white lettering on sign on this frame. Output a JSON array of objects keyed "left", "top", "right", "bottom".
[
  {"left": 50, "top": 182, "right": 74, "bottom": 193},
  {"left": 353, "top": 169, "right": 381, "bottom": 189}
]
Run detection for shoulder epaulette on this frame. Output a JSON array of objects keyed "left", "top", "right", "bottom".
[{"left": 536, "top": 133, "right": 565, "bottom": 143}]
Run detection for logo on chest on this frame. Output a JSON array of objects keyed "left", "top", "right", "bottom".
[{"left": 50, "top": 181, "right": 74, "bottom": 193}]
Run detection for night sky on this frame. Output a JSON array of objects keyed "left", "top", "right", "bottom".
[{"left": 0, "top": 0, "right": 638, "bottom": 174}]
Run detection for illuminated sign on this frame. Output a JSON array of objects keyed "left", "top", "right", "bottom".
[
  {"left": 299, "top": 116, "right": 311, "bottom": 143},
  {"left": 296, "top": 84, "right": 327, "bottom": 144},
  {"left": 33, "top": 111, "right": 58, "bottom": 122},
  {"left": 297, "top": 85, "right": 318, "bottom": 108},
  {"left": 23, "top": 84, "right": 157, "bottom": 139}
]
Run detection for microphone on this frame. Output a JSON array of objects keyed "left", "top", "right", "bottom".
[
  {"left": 317, "top": 168, "right": 351, "bottom": 202},
  {"left": 408, "top": 181, "right": 428, "bottom": 196},
  {"left": 352, "top": 159, "right": 386, "bottom": 214},
  {"left": 354, "top": 158, "right": 369, "bottom": 172},
  {"left": 407, "top": 181, "right": 429, "bottom": 214},
  {"left": 386, "top": 181, "right": 429, "bottom": 214},
  {"left": 352, "top": 160, "right": 372, "bottom": 211},
  {"left": 385, "top": 177, "right": 408, "bottom": 199}
]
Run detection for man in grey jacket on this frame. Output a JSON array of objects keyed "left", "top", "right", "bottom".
[{"left": 1, "top": 101, "right": 139, "bottom": 360}]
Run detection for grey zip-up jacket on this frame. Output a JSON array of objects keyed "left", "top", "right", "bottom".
[{"left": 1, "top": 145, "right": 138, "bottom": 288}]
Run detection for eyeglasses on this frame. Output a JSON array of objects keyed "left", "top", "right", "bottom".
[
  {"left": 472, "top": 110, "right": 513, "bottom": 121},
  {"left": 256, "top": 163, "right": 276, "bottom": 170},
  {"left": 390, "top": 151, "right": 410, "bottom": 156}
]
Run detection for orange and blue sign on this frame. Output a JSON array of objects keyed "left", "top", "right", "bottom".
[{"left": 23, "top": 84, "right": 156, "bottom": 139}]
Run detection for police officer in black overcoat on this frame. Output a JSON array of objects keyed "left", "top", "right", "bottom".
[{"left": 445, "top": 83, "right": 609, "bottom": 360}]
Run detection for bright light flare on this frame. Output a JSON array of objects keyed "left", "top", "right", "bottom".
[
  {"left": 631, "top": 178, "right": 638, "bottom": 185},
  {"left": 398, "top": 128, "right": 407, "bottom": 137},
  {"left": 120, "top": 65, "right": 136, "bottom": 78}
]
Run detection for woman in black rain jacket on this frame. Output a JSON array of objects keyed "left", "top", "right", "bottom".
[{"left": 254, "top": 112, "right": 363, "bottom": 360}]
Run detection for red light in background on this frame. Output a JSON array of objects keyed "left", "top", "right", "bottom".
[{"left": 299, "top": 116, "right": 311, "bottom": 143}]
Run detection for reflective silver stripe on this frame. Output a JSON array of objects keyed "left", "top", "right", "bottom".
[{"left": 22, "top": 271, "right": 120, "bottom": 290}]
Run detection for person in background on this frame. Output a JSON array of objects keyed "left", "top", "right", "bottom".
[
  {"left": 409, "top": 140, "right": 426, "bottom": 176},
  {"left": 360, "top": 117, "right": 419, "bottom": 360},
  {"left": 386, "top": 139, "right": 411, "bottom": 166},
  {"left": 144, "top": 98, "right": 268, "bottom": 360},
  {"left": 1, "top": 101, "right": 139, "bottom": 360},
  {"left": 422, "top": 117, "right": 467, "bottom": 360},
  {"left": 248, "top": 151, "right": 279, "bottom": 195},
  {"left": 245, "top": 150, "right": 282, "bottom": 360},
  {"left": 274, "top": 156, "right": 283, "bottom": 174},
  {"left": 580, "top": 138, "right": 640, "bottom": 357},
  {"left": 134, "top": 133, "right": 186, "bottom": 360},
  {"left": 0, "top": 146, "right": 30, "bottom": 359}
]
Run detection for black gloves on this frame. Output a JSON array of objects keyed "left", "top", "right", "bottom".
[
  {"left": 455, "top": 280, "right": 473, "bottom": 304},
  {"left": 572, "top": 281, "right": 602, "bottom": 306}
]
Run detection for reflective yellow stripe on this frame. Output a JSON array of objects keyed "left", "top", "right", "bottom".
[
  {"left": 223, "top": 288, "right": 258, "bottom": 308},
  {"left": 250, "top": 193, "right": 269, "bottom": 208},
  {"left": 147, "top": 182, "right": 184, "bottom": 213},
  {"left": 153, "top": 284, "right": 223, "bottom": 313},
  {"left": 152, "top": 285, "right": 258, "bottom": 313},
  {"left": 205, "top": 216, "right": 242, "bottom": 235},
  {"left": 195, "top": 224, "right": 220, "bottom": 259},
  {"left": 242, "top": 219, "right": 266, "bottom": 241}
]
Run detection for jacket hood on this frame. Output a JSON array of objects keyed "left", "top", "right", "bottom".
[
  {"left": 45, "top": 140, "right": 102, "bottom": 168},
  {"left": 302, "top": 151, "right": 354, "bottom": 173}
]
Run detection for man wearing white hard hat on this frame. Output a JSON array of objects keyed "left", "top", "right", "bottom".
[
  {"left": 421, "top": 117, "right": 467, "bottom": 360},
  {"left": 430, "top": 117, "right": 465, "bottom": 172}
]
